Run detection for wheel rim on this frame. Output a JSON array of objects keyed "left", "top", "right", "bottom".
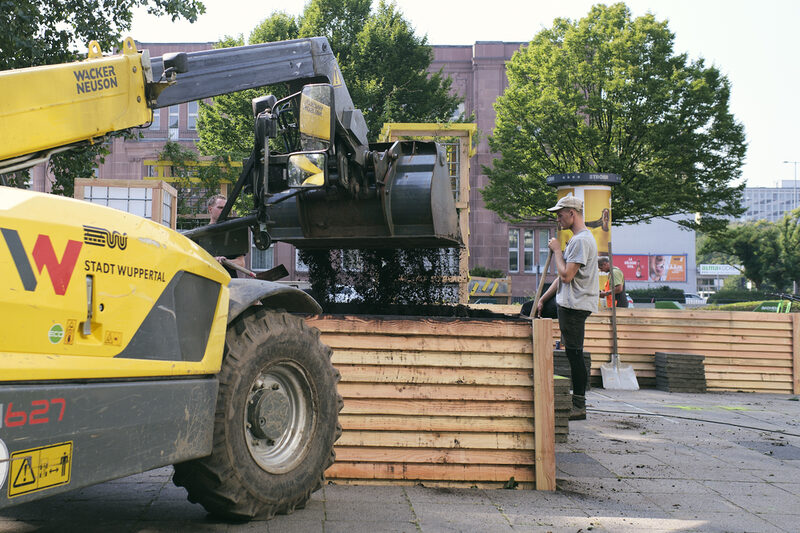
[{"left": 244, "top": 361, "right": 315, "bottom": 473}]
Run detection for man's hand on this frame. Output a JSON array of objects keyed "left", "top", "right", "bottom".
[{"left": 547, "top": 237, "right": 561, "bottom": 253}]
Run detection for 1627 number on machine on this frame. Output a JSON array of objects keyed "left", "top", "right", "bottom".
[{"left": 0, "top": 399, "right": 66, "bottom": 428}]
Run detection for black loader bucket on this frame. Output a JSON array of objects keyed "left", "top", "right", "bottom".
[{"left": 269, "top": 141, "right": 461, "bottom": 249}]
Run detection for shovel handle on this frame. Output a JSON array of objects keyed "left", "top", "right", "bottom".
[
  {"left": 220, "top": 257, "right": 256, "bottom": 278},
  {"left": 608, "top": 242, "right": 619, "bottom": 358},
  {"left": 531, "top": 249, "right": 554, "bottom": 319}
]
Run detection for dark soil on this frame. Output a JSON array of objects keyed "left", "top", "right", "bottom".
[{"left": 320, "top": 302, "right": 514, "bottom": 319}]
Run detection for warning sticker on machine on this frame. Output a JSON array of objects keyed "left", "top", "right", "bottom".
[{"left": 8, "top": 441, "right": 72, "bottom": 498}]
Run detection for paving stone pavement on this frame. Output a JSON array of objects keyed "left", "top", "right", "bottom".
[{"left": 1, "top": 389, "right": 798, "bottom": 532}]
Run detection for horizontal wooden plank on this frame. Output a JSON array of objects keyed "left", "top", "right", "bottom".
[
  {"left": 340, "top": 414, "right": 534, "bottom": 433},
  {"left": 583, "top": 351, "right": 792, "bottom": 364},
  {"left": 322, "top": 333, "right": 532, "bottom": 354},
  {"left": 588, "top": 322, "right": 794, "bottom": 338},
  {"left": 338, "top": 383, "right": 532, "bottom": 401},
  {"left": 589, "top": 316, "right": 792, "bottom": 331},
  {"left": 585, "top": 327, "right": 793, "bottom": 346},
  {"left": 706, "top": 380, "right": 792, "bottom": 391},
  {"left": 705, "top": 372, "right": 792, "bottom": 382},
  {"left": 704, "top": 364, "right": 792, "bottom": 374},
  {"left": 333, "top": 446, "right": 534, "bottom": 465},
  {"left": 337, "top": 430, "right": 534, "bottom": 449},
  {"left": 582, "top": 338, "right": 792, "bottom": 355},
  {"left": 308, "top": 315, "right": 531, "bottom": 338},
  {"left": 341, "top": 398, "right": 536, "bottom": 417},
  {"left": 331, "top": 350, "right": 533, "bottom": 369},
  {"left": 703, "top": 357, "right": 793, "bottom": 368},
  {"left": 323, "top": 478, "right": 536, "bottom": 489},
  {"left": 337, "top": 365, "right": 532, "bottom": 387},
  {"left": 326, "top": 462, "right": 534, "bottom": 482}
]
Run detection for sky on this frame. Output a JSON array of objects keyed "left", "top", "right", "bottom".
[{"left": 131, "top": 0, "right": 800, "bottom": 188}]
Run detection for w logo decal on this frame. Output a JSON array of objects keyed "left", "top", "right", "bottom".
[
  {"left": 83, "top": 225, "right": 128, "bottom": 250},
  {"left": 1, "top": 228, "right": 82, "bottom": 296}
]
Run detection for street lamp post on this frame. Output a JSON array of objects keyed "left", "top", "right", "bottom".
[{"left": 784, "top": 160, "right": 799, "bottom": 211}]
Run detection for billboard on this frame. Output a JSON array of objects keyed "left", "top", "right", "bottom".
[
  {"left": 615, "top": 255, "right": 649, "bottom": 281},
  {"left": 615, "top": 254, "right": 687, "bottom": 282}
]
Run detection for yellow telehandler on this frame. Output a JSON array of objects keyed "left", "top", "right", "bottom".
[{"left": 0, "top": 36, "right": 460, "bottom": 520}]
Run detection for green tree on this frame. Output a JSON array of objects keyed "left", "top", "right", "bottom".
[
  {"left": 0, "top": 0, "right": 205, "bottom": 192},
  {"left": 157, "top": 141, "right": 238, "bottom": 227},
  {"left": 197, "top": 0, "right": 461, "bottom": 159},
  {"left": 197, "top": 16, "right": 298, "bottom": 160},
  {"left": 699, "top": 221, "right": 784, "bottom": 291},
  {"left": 346, "top": 0, "right": 462, "bottom": 138},
  {"left": 777, "top": 208, "right": 800, "bottom": 292},
  {"left": 483, "top": 3, "right": 746, "bottom": 233}
]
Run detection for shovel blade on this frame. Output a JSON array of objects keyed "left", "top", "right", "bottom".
[{"left": 601, "top": 360, "right": 640, "bottom": 390}]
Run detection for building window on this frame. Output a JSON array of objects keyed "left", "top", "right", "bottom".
[
  {"left": 523, "top": 229, "right": 535, "bottom": 273},
  {"left": 251, "top": 240, "right": 274, "bottom": 271},
  {"left": 295, "top": 249, "right": 308, "bottom": 272},
  {"left": 84, "top": 186, "right": 152, "bottom": 219},
  {"left": 442, "top": 141, "right": 460, "bottom": 201},
  {"left": 168, "top": 105, "right": 179, "bottom": 140},
  {"left": 149, "top": 108, "right": 160, "bottom": 130},
  {"left": 508, "top": 229, "right": 519, "bottom": 273},
  {"left": 187, "top": 101, "right": 198, "bottom": 130},
  {"left": 539, "top": 229, "right": 551, "bottom": 272}
]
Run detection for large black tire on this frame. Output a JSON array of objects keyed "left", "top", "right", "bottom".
[{"left": 173, "top": 308, "right": 342, "bottom": 520}]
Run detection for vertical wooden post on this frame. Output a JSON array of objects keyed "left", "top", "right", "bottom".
[
  {"left": 151, "top": 186, "right": 163, "bottom": 226},
  {"left": 792, "top": 313, "right": 800, "bottom": 394},
  {"left": 533, "top": 318, "right": 556, "bottom": 490}
]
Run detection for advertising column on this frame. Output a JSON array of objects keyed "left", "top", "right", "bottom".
[{"left": 545, "top": 173, "right": 620, "bottom": 254}]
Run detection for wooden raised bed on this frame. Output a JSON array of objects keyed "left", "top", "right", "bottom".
[
  {"left": 582, "top": 309, "right": 800, "bottom": 394},
  {"left": 306, "top": 315, "right": 562, "bottom": 489}
]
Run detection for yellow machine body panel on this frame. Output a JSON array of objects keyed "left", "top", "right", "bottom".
[
  {"left": 0, "top": 38, "right": 151, "bottom": 163},
  {"left": 0, "top": 187, "right": 230, "bottom": 381}
]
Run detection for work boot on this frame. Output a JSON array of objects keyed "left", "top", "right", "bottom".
[{"left": 570, "top": 394, "right": 586, "bottom": 421}]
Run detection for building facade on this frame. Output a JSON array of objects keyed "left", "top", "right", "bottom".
[{"left": 739, "top": 181, "right": 800, "bottom": 222}]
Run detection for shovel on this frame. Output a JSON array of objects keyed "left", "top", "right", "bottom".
[
  {"left": 220, "top": 258, "right": 289, "bottom": 281},
  {"left": 600, "top": 242, "right": 639, "bottom": 390}
]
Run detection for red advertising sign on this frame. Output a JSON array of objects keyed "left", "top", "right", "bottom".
[
  {"left": 614, "top": 255, "right": 649, "bottom": 281},
  {"left": 613, "top": 254, "right": 687, "bottom": 282}
]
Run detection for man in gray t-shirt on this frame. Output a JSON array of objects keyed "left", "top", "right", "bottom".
[{"left": 536, "top": 195, "right": 599, "bottom": 421}]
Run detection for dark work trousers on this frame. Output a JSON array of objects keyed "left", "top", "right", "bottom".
[{"left": 557, "top": 305, "right": 592, "bottom": 396}]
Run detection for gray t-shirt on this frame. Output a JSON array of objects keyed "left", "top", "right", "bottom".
[{"left": 556, "top": 229, "right": 599, "bottom": 313}]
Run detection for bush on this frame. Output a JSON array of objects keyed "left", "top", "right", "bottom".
[
  {"left": 706, "top": 289, "right": 773, "bottom": 305},
  {"left": 702, "top": 300, "right": 799, "bottom": 312},
  {"left": 627, "top": 286, "right": 684, "bottom": 303},
  {"left": 702, "top": 301, "right": 761, "bottom": 312},
  {"left": 469, "top": 266, "right": 506, "bottom": 278}
]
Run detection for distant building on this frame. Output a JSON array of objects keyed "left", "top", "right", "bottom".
[
  {"left": 739, "top": 181, "right": 800, "bottom": 222},
  {"left": 696, "top": 264, "right": 742, "bottom": 296}
]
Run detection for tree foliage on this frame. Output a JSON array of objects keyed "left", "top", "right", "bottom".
[
  {"left": 196, "top": 19, "right": 298, "bottom": 159},
  {"left": 483, "top": 3, "right": 746, "bottom": 233},
  {"left": 197, "top": 0, "right": 461, "bottom": 160},
  {"left": 698, "top": 212, "right": 800, "bottom": 292},
  {"left": 157, "top": 141, "right": 239, "bottom": 226},
  {"left": 0, "top": 0, "right": 205, "bottom": 193}
]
